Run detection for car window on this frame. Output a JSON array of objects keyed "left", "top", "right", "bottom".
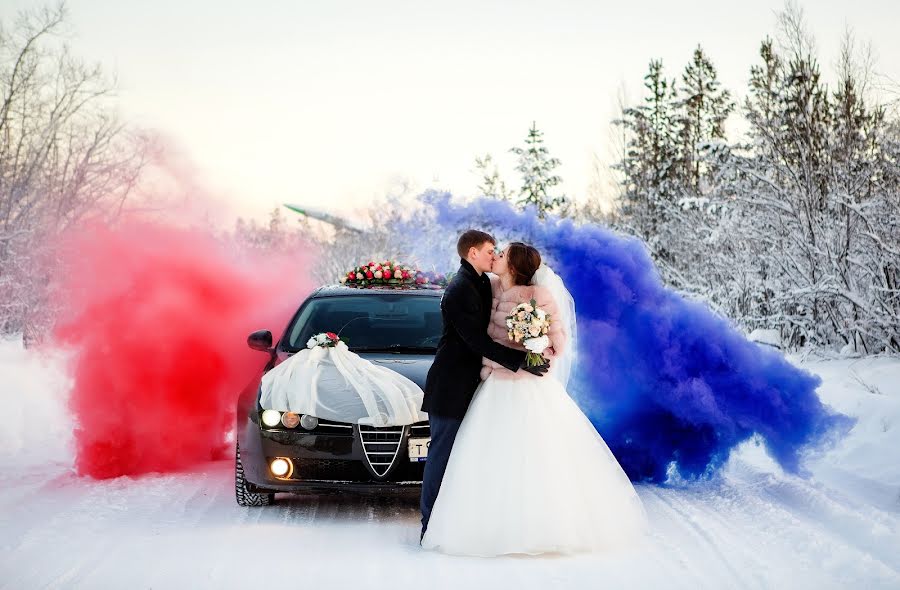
[{"left": 284, "top": 294, "right": 443, "bottom": 352}]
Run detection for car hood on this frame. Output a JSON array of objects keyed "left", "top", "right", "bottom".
[
  {"left": 356, "top": 353, "right": 434, "bottom": 390},
  {"left": 272, "top": 351, "right": 434, "bottom": 390}
]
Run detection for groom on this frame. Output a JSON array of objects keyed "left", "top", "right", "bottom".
[{"left": 419, "top": 229, "right": 549, "bottom": 543}]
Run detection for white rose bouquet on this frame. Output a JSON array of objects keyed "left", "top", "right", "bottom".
[{"left": 506, "top": 298, "right": 552, "bottom": 367}]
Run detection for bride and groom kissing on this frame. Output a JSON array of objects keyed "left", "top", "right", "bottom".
[{"left": 418, "top": 229, "right": 649, "bottom": 557}]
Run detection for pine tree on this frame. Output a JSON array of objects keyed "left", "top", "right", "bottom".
[
  {"left": 509, "top": 121, "right": 568, "bottom": 218},
  {"left": 473, "top": 153, "right": 512, "bottom": 201},
  {"left": 746, "top": 37, "right": 783, "bottom": 157},
  {"left": 831, "top": 29, "right": 881, "bottom": 207},
  {"left": 677, "top": 45, "right": 735, "bottom": 190},
  {"left": 612, "top": 59, "right": 680, "bottom": 242}
]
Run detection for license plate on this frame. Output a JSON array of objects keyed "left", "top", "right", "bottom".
[{"left": 408, "top": 437, "right": 430, "bottom": 462}]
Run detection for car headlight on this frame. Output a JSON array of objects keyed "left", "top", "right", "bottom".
[
  {"left": 300, "top": 415, "right": 319, "bottom": 430},
  {"left": 261, "top": 409, "right": 282, "bottom": 427},
  {"left": 281, "top": 412, "right": 300, "bottom": 428}
]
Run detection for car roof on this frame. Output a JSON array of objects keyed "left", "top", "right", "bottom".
[{"left": 310, "top": 284, "right": 445, "bottom": 298}]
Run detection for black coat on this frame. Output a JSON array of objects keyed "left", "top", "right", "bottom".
[{"left": 421, "top": 258, "right": 526, "bottom": 419}]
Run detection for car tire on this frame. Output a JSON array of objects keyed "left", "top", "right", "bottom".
[{"left": 235, "top": 441, "right": 275, "bottom": 507}]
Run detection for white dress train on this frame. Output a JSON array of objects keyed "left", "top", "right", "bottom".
[{"left": 421, "top": 370, "right": 650, "bottom": 557}]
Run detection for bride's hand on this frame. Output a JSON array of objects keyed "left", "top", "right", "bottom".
[{"left": 544, "top": 346, "right": 556, "bottom": 358}]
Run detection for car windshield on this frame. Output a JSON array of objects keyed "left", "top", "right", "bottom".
[{"left": 283, "top": 293, "right": 443, "bottom": 353}]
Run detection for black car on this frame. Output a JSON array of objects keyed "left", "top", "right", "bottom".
[{"left": 234, "top": 284, "right": 442, "bottom": 506}]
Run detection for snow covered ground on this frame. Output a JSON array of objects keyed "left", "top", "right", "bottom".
[{"left": 1, "top": 336, "right": 898, "bottom": 590}]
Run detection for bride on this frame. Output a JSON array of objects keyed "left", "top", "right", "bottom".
[{"left": 421, "top": 242, "right": 649, "bottom": 557}]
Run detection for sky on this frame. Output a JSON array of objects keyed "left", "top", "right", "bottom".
[{"left": 2, "top": 0, "right": 899, "bottom": 223}]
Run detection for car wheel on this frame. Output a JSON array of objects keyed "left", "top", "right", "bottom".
[{"left": 235, "top": 441, "right": 275, "bottom": 507}]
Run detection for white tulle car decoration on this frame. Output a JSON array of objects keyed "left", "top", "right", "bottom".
[{"left": 259, "top": 332, "right": 428, "bottom": 427}]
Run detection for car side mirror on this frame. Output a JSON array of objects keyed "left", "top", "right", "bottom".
[{"left": 247, "top": 329, "right": 273, "bottom": 352}]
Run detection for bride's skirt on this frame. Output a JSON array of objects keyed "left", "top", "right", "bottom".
[{"left": 421, "top": 372, "right": 650, "bottom": 557}]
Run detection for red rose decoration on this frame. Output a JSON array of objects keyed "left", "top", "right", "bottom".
[
  {"left": 341, "top": 260, "right": 449, "bottom": 289},
  {"left": 326, "top": 332, "right": 338, "bottom": 340}
]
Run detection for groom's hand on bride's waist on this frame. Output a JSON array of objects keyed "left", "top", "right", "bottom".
[{"left": 519, "top": 358, "right": 550, "bottom": 376}]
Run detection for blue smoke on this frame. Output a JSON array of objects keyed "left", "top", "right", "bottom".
[{"left": 407, "top": 191, "right": 854, "bottom": 483}]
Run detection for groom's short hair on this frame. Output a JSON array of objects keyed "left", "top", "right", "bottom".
[{"left": 457, "top": 229, "right": 496, "bottom": 259}]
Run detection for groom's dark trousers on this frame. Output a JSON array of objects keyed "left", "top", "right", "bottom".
[
  {"left": 419, "top": 257, "right": 526, "bottom": 535},
  {"left": 419, "top": 413, "right": 462, "bottom": 532}
]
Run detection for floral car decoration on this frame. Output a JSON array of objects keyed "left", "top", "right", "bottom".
[
  {"left": 339, "top": 259, "right": 451, "bottom": 289},
  {"left": 306, "top": 332, "right": 342, "bottom": 349}
]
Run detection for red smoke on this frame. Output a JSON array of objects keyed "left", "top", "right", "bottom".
[{"left": 51, "top": 216, "right": 316, "bottom": 479}]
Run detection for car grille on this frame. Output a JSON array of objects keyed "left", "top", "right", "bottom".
[
  {"left": 289, "top": 458, "right": 368, "bottom": 480},
  {"left": 359, "top": 425, "right": 404, "bottom": 477}
]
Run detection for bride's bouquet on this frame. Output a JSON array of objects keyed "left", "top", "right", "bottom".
[{"left": 506, "top": 298, "right": 552, "bottom": 367}]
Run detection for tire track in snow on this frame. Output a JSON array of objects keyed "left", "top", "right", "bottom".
[
  {"left": 641, "top": 485, "right": 756, "bottom": 589},
  {"left": 726, "top": 464, "right": 900, "bottom": 579}
]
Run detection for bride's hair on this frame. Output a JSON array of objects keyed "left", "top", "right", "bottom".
[{"left": 507, "top": 242, "right": 541, "bottom": 286}]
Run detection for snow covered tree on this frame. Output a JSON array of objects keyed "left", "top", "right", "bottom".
[
  {"left": 610, "top": 1, "right": 900, "bottom": 353},
  {"left": 509, "top": 122, "right": 568, "bottom": 218},
  {"left": 703, "top": 3, "right": 900, "bottom": 353},
  {"left": 473, "top": 153, "right": 512, "bottom": 201},
  {"left": 613, "top": 57, "right": 725, "bottom": 288},
  {"left": 613, "top": 60, "right": 681, "bottom": 246},
  {"left": 643, "top": 60, "right": 682, "bottom": 196},
  {"left": 0, "top": 2, "right": 150, "bottom": 343},
  {"left": 676, "top": 46, "right": 735, "bottom": 191}
]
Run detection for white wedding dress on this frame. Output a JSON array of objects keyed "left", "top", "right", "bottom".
[{"left": 421, "top": 265, "right": 649, "bottom": 557}]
